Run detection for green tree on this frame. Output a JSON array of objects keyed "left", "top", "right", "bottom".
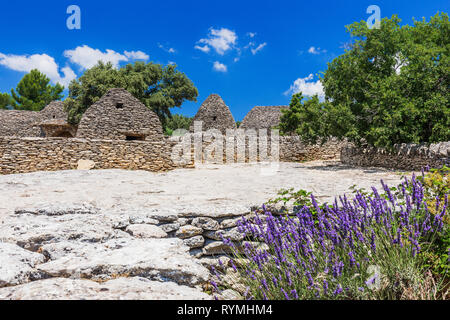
[
  {"left": 10, "top": 69, "right": 64, "bottom": 111},
  {"left": 163, "top": 114, "right": 193, "bottom": 136},
  {"left": 64, "top": 61, "right": 198, "bottom": 125},
  {"left": 280, "top": 13, "right": 450, "bottom": 148},
  {"left": 0, "top": 93, "right": 11, "bottom": 109}
]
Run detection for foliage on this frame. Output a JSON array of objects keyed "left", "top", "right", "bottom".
[
  {"left": 279, "top": 93, "right": 331, "bottom": 143},
  {"left": 280, "top": 13, "right": 450, "bottom": 149},
  {"left": 163, "top": 114, "right": 193, "bottom": 136},
  {"left": 0, "top": 93, "right": 11, "bottom": 109},
  {"left": 267, "top": 188, "right": 312, "bottom": 208},
  {"left": 9, "top": 69, "right": 64, "bottom": 111},
  {"left": 417, "top": 166, "right": 449, "bottom": 276},
  {"left": 236, "top": 121, "right": 241, "bottom": 128},
  {"left": 64, "top": 61, "right": 198, "bottom": 125},
  {"left": 214, "top": 171, "right": 448, "bottom": 300},
  {"left": 349, "top": 166, "right": 449, "bottom": 277}
]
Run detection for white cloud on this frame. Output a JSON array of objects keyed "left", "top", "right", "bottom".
[
  {"left": 194, "top": 45, "right": 210, "bottom": 53},
  {"left": 308, "top": 46, "right": 326, "bottom": 55},
  {"left": 64, "top": 45, "right": 128, "bottom": 69},
  {"left": 158, "top": 43, "right": 176, "bottom": 54},
  {"left": 124, "top": 50, "right": 149, "bottom": 60},
  {"left": 213, "top": 61, "right": 227, "bottom": 72},
  {"left": 197, "top": 28, "right": 237, "bottom": 55},
  {"left": 168, "top": 61, "right": 176, "bottom": 65},
  {"left": 0, "top": 46, "right": 152, "bottom": 87},
  {"left": 247, "top": 32, "right": 257, "bottom": 38},
  {"left": 285, "top": 74, "right": 324, "bottom": 98},
  {"left": 244, "top": 42, "right": 255, "bottom": 49},
  {"left": 251, "top": 42, "right": 267, "bottom": 55},
  {"left": 0, "top": 52, "right": 76, "bottom": 87}
]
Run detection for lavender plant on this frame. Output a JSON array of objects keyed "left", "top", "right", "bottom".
[{"left": 219, "top": 172, "right": 448, "bottom": 300}]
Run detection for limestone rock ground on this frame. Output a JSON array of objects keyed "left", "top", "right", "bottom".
[
  {"left": 0, "top": 161, "right": 407, "bottom": 299},
  {"left": 0, "top": 206, "right": 211, "bottom": 299}
]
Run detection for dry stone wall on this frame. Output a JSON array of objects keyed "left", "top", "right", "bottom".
[
  {"left": 0, "top": 111, "right": 41, "bottom": 137},
  {"left": 0, "top": 136, "right": 187, "bottom": 175},
  {"left": 170, "top": 132, "right": 344, "bottom": 164},
  {"left": 341, "top": 141, "right": 450, "bottom": 170},
  {"left": 0, "top": 133, "right": 344, "bottom": 175},
  {"left": 0, "top": 101, "right": 67, "bottom": 138}
]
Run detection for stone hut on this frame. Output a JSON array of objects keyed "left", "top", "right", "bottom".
[
  {"left": 190, "top": 94, "right": 236, "bottom": 133},
  {"left": 76, "top": 88, "right": 163, "bottom": 141},
  {"left": 240, "top": 105, "right": 289, "bottom": 131},
  {"left": 0, "top": 101, "right": 68, "bottom": 137},
  {"left": 39, "top": 101, "right": 68, "bottom": 121}
]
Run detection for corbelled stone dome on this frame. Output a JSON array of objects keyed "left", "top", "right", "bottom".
[{"left": 190, "top": 94, "right": 236, "bottom": 133}]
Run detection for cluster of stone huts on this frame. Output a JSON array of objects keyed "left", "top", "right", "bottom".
[
  {"left": 0, "top": 89, "right": 287, "bottom": 139},
  {"left": 189, "top": 94, "right": 288, "bottom": 134},
  {"left": 1, "top": 88, "right": 446, "bottom": 172},
  {"left": 0, "top": 88, "right": 166, "bottom": 140}
]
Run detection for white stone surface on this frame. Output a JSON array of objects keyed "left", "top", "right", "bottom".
[
  {"left": 0, "top": 277, "right": 211, "bottom": 300},
  {"left": 36, "top": 238, "right": 209, "bottom": 286},
  {"left": 0, "top": 242, "right": 46, "bottom": 287},
  {"left": 0, "top": 160, "right": 408, "bottom": 299},
  {"left": 125, "top": 224, "right": 167, "bottom": 238},
  {"left": 0, "top": 161, "right": 407, "bottom": 221}
]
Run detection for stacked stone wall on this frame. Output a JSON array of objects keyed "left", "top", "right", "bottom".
[{"left": 340, "top": 142, "right": 449, "bottom": 170}]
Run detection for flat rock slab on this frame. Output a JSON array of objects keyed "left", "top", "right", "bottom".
[
  {"left": 125, "top": 224, "right": 167, "bottom": 238},
  {"left": 0, "top": 242, "right": 46, "bottom": 287},
  {"left": 37, "top": 238, "right": 209, "bottom": 286},
  {"left": 0, "top": 161, "right": 407, "bottom": 221},
  {"left": 0, "top": 212, "right": 129, "bottom": 251},
  {"left": 0, "top": 208, "right": 210, "bottom": 299},
  {"left": 0, "top": 277, "right": 211, "bottom": 300}
]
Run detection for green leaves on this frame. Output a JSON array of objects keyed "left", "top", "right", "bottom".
[
  {"left": 163, "top": 114, "right": 193, "bottom": 136},
  {"left": 0, "top": 93, "right": 11, "bottom": 109},
  {"left": 9, "top": 69, "right": 64, "bottom": 111},
  {"left": 64, "top": 61, "right": 198, "bottom": 125},
  {"left": 281, "top": 12, "right": 449, "bottom": 149}
]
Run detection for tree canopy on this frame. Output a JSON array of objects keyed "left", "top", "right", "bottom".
[
  {"left": 280, "top": 12, "right": 449, "bottom": 149},
  {"left": 0, "top": 93, "right": 11, "bottom": 109},
  {"left": 9, "top": 69, "right": 64, "bottom": 111},
  {"left": 64, "top": 61, "right": 198, "bottom": 125},
  {"left": 163, "top": 114, "right": 193, "bottom": 136}
]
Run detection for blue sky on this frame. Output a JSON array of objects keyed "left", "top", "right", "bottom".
[{"left": 0, "top": 0, "right": 448, "bottom": 121}]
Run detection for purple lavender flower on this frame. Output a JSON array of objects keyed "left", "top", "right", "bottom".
[
  {"left": 230, "top": 259, "right": 237, "bottom": 272},
  {"left": 333, "top": 285, "right": 343, "bottom": 296},
  {"left": 323, "top": 279, "right": 328, "bottom": 295},
  {"left": 280, "top": 287, "right": 290, "bottom": 300}
]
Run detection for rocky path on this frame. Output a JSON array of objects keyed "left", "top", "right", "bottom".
[{"left": 0, "top": 161, "right": 409, "bottom": 299}]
